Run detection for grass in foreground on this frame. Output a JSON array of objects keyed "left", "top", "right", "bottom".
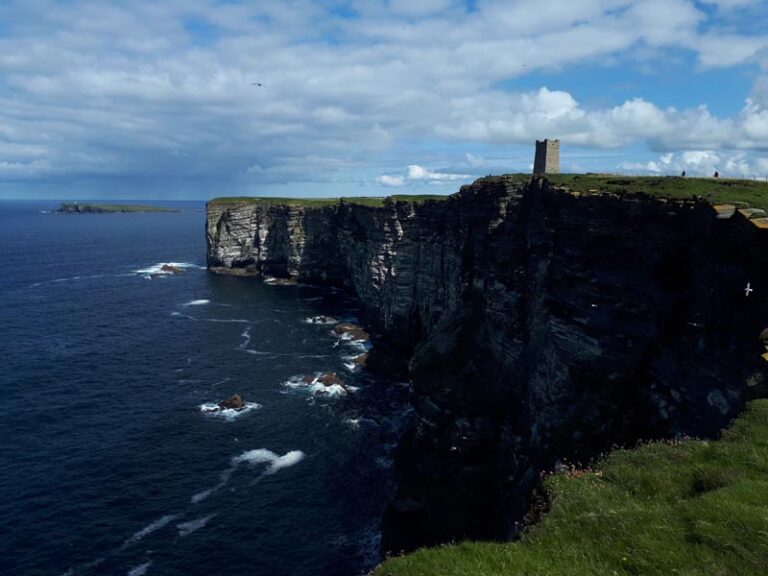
[
  {"left": 376, "top": 399, "right": 768, "bottom": 576},
  {"left": 547, "top": 174, "right": 768, "bottom": 212},
  {"left": 208, "top": 194, "right": 450, "bottom": 207}
]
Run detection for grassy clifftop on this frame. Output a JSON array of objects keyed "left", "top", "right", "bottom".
[
  {"left": 207, "top": 194, "right": 449, "bottom": 207},
  {"left": 209, "top": 175, "right": 768, "bottom": 213},
  {"left": 548, "top": 174, "right": 768, "bottom": 212},
  {"left": 375, "top": 399, "right": 768, "bottom": 576}
]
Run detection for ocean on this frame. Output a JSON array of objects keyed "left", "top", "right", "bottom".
[{"left": 0, "top": 201, "right": 409, "bottom": 576}]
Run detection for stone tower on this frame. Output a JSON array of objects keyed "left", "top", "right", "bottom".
[{"left": 533, "top": 139, "right": 560, "bottom": 174}]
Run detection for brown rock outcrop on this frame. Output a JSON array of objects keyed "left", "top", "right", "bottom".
[{"left": 218, "top": 394, "right": 245, "bottom": 410}]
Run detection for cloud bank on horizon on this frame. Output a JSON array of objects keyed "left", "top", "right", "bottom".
[{"left": 0, "top": 0, "right": 766, "bottom": 199}]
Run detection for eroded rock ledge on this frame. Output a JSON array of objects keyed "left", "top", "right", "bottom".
[{"left": 206, "top": 176, "right": 768, "bottom": 552}]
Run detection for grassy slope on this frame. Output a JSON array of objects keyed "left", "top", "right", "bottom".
[
  {"left": 376, "top": 399, "right": 768, "bottom": 576},
  {"left": 547, "top": 174, "right": 768, "bottom": 213},
  {"left": 209, "top": 175, "right": 768, "bottom": 212}
]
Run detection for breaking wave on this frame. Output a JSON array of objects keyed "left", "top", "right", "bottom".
[
  {"left": 191, "top": 448, "right": 304, "bottom": 504},
  {"left": 303, "top": 315, "right": 338, "bottom": 325},
  {"left": 134, "top": 262, "right": 204, "bottom": 277},
  {"left": 184, "top": 299, "right": 210, "bottom": 306},
  {"left": 231, "top": 449, "right": 305, "bottom": 475},
  {"left": 199, "top": 402, "right": 261, "bottom": 420},
  {"left": 283, "top": 375, "right": 356, "bottom": 398}
]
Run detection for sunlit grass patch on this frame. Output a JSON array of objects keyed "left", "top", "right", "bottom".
[{"left": 375, "top": 400, "right": 768, "bottom": 576}]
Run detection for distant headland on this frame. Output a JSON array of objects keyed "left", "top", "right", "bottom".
[{"left": 56, "top": 202, "right": 179, "bottom": 214}]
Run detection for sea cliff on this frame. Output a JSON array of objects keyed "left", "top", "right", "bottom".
[{"left": 206, "top": 176, "right": 768, "bottom": 553}]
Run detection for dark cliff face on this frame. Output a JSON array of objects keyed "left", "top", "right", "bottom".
[{"left": 206, "top": 178, "right": 768, "bottom": 552}]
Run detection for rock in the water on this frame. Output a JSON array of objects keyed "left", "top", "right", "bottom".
[
  {"left": 333, "top": 323, "right": 370, "bottom": 341},
  {"left": 218, "top": 394, "right": 245, "bottom": 410},
  {"left": 286, "top": 373, "right": 349, "bottom": 397},
  {"left": 160, "top": 264, "right": 184, "bottom": 274},
  {"left": 317, "top": 372, "right": 343, "bottom": 386}
]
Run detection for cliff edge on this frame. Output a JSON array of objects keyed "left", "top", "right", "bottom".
[{"left": 206, "top": 175, "right": 768, "bottom": 553}]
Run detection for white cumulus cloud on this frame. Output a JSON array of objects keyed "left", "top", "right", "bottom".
[{"left": 0, "top": 0, "right": 766, "bottom": 198}]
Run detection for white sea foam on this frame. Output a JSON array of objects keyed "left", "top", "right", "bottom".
[
  {"left": 184, "top": 299, "right": 210, "bottom": 306},
  {"left": 231, "top": 448, "right": 305, "bottom": 474},
  {"left": 303, "top": 315, "right": 338, "bottom": 325},
  {"left": 283, "top": 375, "right": 355, "bottom": 398},
  {"left": 191, "top": 468, "right": 235, "bottom": 504},
  {"left": 177, "top": 514, "right": 216, "bottom": 537},
  {"left": 344, "top": 417, "right": 361, "bottom": 429},
  {"left": 199, "top": 402, "right": 261, "bottom": 420},
  {"left": 347, "top": 339, "right": 372, "bottom": 353},
  {"left": 232, "top": 448, "right": 278, "bottom": 466},
  {"left": 243, "top": 349, "right": 274, "bottom": 356},
  {"left": 190, "top": 487, "right": 215, "bottom": 505},
  {"left": 269, "top": 450, "right": 305, "bottom": 474},
  {"left": 127, "top": 561, "right": 153, "bottom": 576},
  {"left": 124, "top": 514, "right": 178, "bottom": 546},
  {"left": 29, "top": 274, "right": 105, "bottom": 288},
  {"left": 239, "top": 326, "right": 252, "bottom": 349},
  {"left": 342, "top": 354, "right": 365, "bottom": 372},
  {"left": 191, "top": 448, "right": 303, "bottom": 506}
]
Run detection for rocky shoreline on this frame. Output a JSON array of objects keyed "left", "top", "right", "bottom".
[{"left": 206, "top": 176, "right": 768, "bottom": 554}]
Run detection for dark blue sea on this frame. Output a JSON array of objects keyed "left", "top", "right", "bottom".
[{"left": 0, "top": 201, "right": 409, "bottom": 576}]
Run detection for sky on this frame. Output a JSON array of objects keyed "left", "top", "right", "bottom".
[{"left": 0, "top": 0, "right": 767, "bottom": 200}]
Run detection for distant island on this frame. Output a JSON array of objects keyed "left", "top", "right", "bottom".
[{"left": 56, "top": 203, "right": 179, "bottom": 213}]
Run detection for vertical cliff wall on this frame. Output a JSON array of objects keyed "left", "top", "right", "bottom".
[{"left": 206, "top": 177, "right": 768, "bottom": 552}]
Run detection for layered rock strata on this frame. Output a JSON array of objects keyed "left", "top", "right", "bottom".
[{"left": 207, "top": 177, "right": 768, "bottom": 552}]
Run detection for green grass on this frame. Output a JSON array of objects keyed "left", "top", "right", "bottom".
[
  {"left": 375, "top": 399, "right": 768, "bottom": 576},
  {"left": 210, "top": 175, "right": 768, "bottom": 214},
  {"left": 547, "top": 174, "right": 768, "bottom": 213},
  {"left": 208, "top": 194, "right": 450, "bottom": 207},
  {"left": 58, "top": 203, "right": 178, "bottom": 213}
]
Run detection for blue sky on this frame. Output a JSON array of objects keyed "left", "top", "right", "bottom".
[{"left": 0, "top": 0, "right": 766, "bottom": 199}]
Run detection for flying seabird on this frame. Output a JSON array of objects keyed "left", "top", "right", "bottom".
[{"left": 251, "top": 82, "right": 266, "bottom": 87}]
